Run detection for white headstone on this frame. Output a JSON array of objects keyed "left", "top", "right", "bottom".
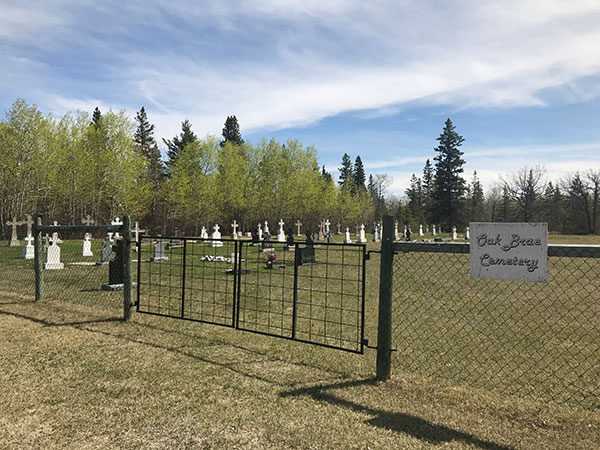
[
  {"left": 324, "top": 219, "right": 330, "bottom": 234},
  {"left": 231, "top": 220, "right": 239, "bottom": 240},
  {"left": 210, "top": 224, "right": 223, "bottom": 247},
  {"left": 403, "top": 225, "right": 407, "bottom": 239},
  {"left": 82, "top": 233, "right": 93, "bottom": 256},
  {"left": 465, "top": 226, "right": 470, "bottom": 240},
  {"left": 258, "top": 224, "right": 263, "bottom": 241},
  {"left": 264, "top": 221, "right": 270, "bottom": 235},
  {"left": 344, "top": 227, "right": 352, "bottom": 244},
  {"left": 21, "top": 235, "right": 34, "bottom": 260},
  {"left": 112, "top": 217, "right": 123, "bottom": 239},
  {"left": 295, "top": 220, "right": 302, "bottom": 236},
  {"left": 277, "top": 219, "right": 286, "bottom": 242},
  {"left": 432, "top": 224, "right": 437, "bottom": 236},
  {"left": 394, "top": 221, "right": 399, "bottom": 241},
  {"left": 426, "top": 224, "right": 429, "bottom": 234},
  {"left": 419, "top": 224, "right": 424, "bottom": 236},
  {"left": 358, "top": 224, "right": 367, "bottom": 243},
  {"left": 452, "top": 226, "right": 457, "bottom": 241},
  {"left": 51, "top": 221, "right": 62, "bottom": 244},
  {"left": 373, "top": 226, "right": 380, "bottom": 242},
  {"left": 44, "top": 240, "right": 64, "bottom": 269},
  {"left": 200, "top": 226, "right": 209, "bottom": 239}
]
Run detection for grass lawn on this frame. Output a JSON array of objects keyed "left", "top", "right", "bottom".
[{"left": 0, "top": 233, "right": 599, "bottom": 449}]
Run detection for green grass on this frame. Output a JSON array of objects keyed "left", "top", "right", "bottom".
[{"left": 0, "top": 234, "right": 599, "bottom": 448}]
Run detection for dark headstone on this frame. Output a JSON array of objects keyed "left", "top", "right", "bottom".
[
  {"left": 326, "top": 231, "right": 333, "bottom": 244},
  {"left": 299, "top": 245, "right": 316, "bottom": 265},
  {"left": 108, "top": 241, "right": 124, "bottom": 285}
]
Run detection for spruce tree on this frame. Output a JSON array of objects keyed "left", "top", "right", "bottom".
[
  {"left": 353, "top": 156, "right": 366, "bottom": 192},
  {"left": 91, "top": 107, "right": 102, "bottom": 128},
  {"left": 338, "top": 153, "right": 353, "bottom": 190},
  {"left": 220, "top": 115, "right": 244, "bottom": 147},
  {"left": 134, "top": 107, "right": 155, "bottom": 157},
  {"left": 163, "top": 120, "right": 197, "bottom": 169},
  {"left": 468, "top": 171, "right": 485, "bottom": 221},
  {"left": 321, "top": 165, "right": 333, "bottom": 184},
  {"left": 422, "top": 159, "right": 434, "bottom": 222},
  {"left": 432, "top": 118, "right": 466, "bottom": 227}
]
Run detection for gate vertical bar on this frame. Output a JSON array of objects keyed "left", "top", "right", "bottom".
[
  {"left": 181, "top": 239, "right": 187, "bottom": 318},
  {"left": 34, "top": 216, "right": 43, "bottom": 301},
  {"left": 136, "top": 233, "right": 142, "bottom": 312},
  {"left": 122, "top": 216, "right": 133, "bottom": 321},
  {"left": 232, "top": 240, "right": 239, "bottom": 326},
  {"left": 291, "top": 244, "right": 300, "bottom": 339},
  {"left": 376, "top": 215, "right": 394, "bottom": 380}
]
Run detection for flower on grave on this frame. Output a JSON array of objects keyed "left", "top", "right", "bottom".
[{"left": 266, "top": 252, "right": 277, "bottom": 268}]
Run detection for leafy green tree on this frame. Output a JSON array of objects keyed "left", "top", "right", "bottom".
[
  {"left": 432, "top": 118, "right": 466, "bottom": 227},
  {"left": 163, "top": 119, "right": 197, "bottom": 170},
  {"left": 353, "top": 156, "right": 366, "bottom": 192},
  {"left": 220, "top": 115, "right": 244, "bottom": 147}
]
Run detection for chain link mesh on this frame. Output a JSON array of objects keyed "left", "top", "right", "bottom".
[{"left": 391, "top": 244, "right": 600, "bottom": 408}]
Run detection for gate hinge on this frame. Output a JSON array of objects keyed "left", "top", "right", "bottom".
[{"left": 362, "top": 339, "right": 397, "bottom": 352}]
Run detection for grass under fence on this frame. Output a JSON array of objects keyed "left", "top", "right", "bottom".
[{"left": 0, "top": 233, "right": 599, "bottom": 448}]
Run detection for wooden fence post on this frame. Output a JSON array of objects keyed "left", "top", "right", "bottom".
[
  {"left": 376, "top": 214, "right": 394, "bottom": 380},
  {"left": 122, "top": 216, "right": 132, "bottom": 321},
  {"left": 34, "top": 216, "right": 43, "bottom": 301}
]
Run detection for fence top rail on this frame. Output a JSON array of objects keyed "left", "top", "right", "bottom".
[
  {"left": 392, "top": 241, "right": 600, "bottom": 258},
  {"left": 35, "top": 224, "right": 124, "bottom": 233},
  {"left": 139, "top": 235, "right": 367, "bottom": 248}
]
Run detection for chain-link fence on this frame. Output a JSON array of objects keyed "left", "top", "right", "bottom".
[
  {"left": 0, "top": 220, "right": 133, "bottom": 318},
  {"left": 391, "top": 242, "right": 600, "bottom": 408}
]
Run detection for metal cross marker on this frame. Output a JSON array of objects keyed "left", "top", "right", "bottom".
[
  {"left": 6, "top": 217, "right": 24, "bottom": 246},
  {"left": 133, "top": 221, "right": 146, "bottom": 251},
  {"left": 295, "top": 220, "right": 302, "bottom": 236},
  {"left": 82, "top": 215, "right": 95, "bottom": 226}
]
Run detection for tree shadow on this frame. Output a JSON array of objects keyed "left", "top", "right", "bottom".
[{"left": 281, "top": 379, "right": 514, "bottom": 450}]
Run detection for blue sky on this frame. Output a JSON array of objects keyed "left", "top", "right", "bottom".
[{"left": 1, "top": 0, "right": 600, "bottom": 194}]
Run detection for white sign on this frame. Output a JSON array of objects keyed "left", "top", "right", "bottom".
[{"left": 470, "top": 222, "right": 548, "bottom": 283}]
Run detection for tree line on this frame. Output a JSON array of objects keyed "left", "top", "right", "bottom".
[
  {"left": 397, "top": 119, "right": 600, "bottom": 234},
  {"left": 1, "top": 99, "right": 598, "bottom": 238},
  {"left": 0, "top": 99, "right": 375, "bottom": 237}
]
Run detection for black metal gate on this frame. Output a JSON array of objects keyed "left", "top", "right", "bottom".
[{"left": 136, "top": 236, "right": 366, "bottom": 353}]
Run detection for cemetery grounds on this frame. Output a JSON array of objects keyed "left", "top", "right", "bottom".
[{"left": 0, "top": 233, "right": 599, "bottom": 449}]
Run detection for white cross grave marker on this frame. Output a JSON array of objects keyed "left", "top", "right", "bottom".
[
  {"left": 231, "top": 220, "right": 239, "bottom": 240},
  {"left": 295, "top": 220, "right": 302, "bottom": 236}
]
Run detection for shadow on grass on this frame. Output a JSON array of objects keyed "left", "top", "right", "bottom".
[{"left": 281, "top": 379, "right": 514, "bottom": 450}]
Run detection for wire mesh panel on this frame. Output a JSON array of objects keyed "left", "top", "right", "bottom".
[
  {"left": 137, "top": 237, "right": 236, "bottom": 327},
  {"left": 40, "top": 230, "right": 126, "bottom": 311},
  {"left": 391, "top": 242, "right": 600, "bottom": 408},
  {"left": 236, "top": 242, "right": 366, "bottom": 353}
]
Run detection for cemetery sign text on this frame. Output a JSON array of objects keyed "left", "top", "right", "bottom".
[{"left": 470, "top": 222, "right": 548, "bottom": 283}]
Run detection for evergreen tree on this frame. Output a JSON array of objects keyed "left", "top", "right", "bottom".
[
  {"left": 220, "top": 115, "right": 244, "bottom": 148},
  {"left": 353, "top": 156, "right": 366, "bottom": 192},
  {"left": 338, "top": 153, "right": 353, "bottom": 190},
  {"left": 91, "top": 107, "right": 102, "bottom": 128},
  {"left": 405, "top": 174, "right": 424, "bottom": 225},
  {"left": 432, "top": 118, "right": 466, "bottom": 227},
  {"left": 134, "top": 106, "right": 165, "bottom": 188},
  {"left": 422, "top": 158, "right": 434, "bottom": 222},
  {"left": 321, "top": 165, "right": 333, "bottom": 184},
  {"left": 468, "top": 171, "right": 485, "bottom": 221},
  {"left": 163, "top": 119, "right": 197, "bottom": 169}
]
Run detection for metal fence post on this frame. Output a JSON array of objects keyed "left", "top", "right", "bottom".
[
  {"left": 122, "top": 215, "right": 132, "bottom": 321},
  {"left": 34, "top": 216, "right": 43, "bottom": 301},
  {"left": 376, "top": 214, "right": 394, "bottom": 380}
]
